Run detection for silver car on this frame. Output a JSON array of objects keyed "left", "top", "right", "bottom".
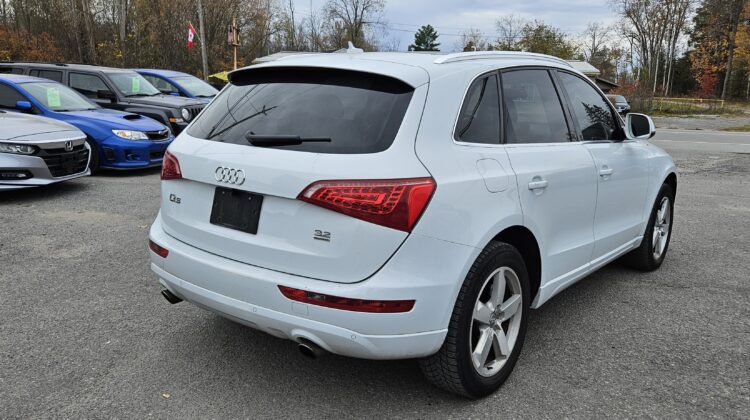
[{"left": 0, "top": 111, "right": 90, "bottom": 191}]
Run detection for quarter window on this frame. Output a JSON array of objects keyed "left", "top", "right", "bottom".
[
  {"left": 29, "top": 69, "right": 63, "bottom": 82},
  {"left": 501, "top": 69, "right": 571, "bottom": 144},
  {"left": 455, "top": 74, "right": 501, "bottom": 144},
  {"left": 557, "top": 72, "right": 618, "bottom": 141},
  {"left": 69, "top": 73, "right": 109, "bottom": 98}
]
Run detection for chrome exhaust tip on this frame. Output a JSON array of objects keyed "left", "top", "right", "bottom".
[{"left": 297, "top": 339, "right": 324, "bottom": 359}]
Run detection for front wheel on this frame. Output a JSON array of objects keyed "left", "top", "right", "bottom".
[
  {"left": 419, "top": 241, "right": 530, "bottom": 398},
  {"left": 622, "top": 183, "right": 675, "bottom": 271}
]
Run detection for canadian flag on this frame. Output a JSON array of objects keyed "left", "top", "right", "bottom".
[{"left": 187, "top": 23, "right": 197, "bottom": 48}]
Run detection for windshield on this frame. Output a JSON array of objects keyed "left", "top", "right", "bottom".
[
  {"left": 173, "top": 76, "right": 218, "bottom": 97},
  {"left": 22, "top": 82, "right": 97, "bottom": 111},
  {"left": 614, "top": 95, "right": 627, "bottom": 103},
  {"left": 187, "top": 68, "right": 414, "bottom": 154},
  {"left": 107, "top": 72, "right": 160, "bottom": 97}
]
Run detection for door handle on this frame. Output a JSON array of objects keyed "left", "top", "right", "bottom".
[
  {"left": 599, "top": 167, "right": 614, "bottom": 177},
  {"left": 528, "top": 179, "right": 549, "bottom": 190}
]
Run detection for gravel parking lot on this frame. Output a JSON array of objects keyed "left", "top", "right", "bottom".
[{"left": 1, "top": 132, "right": 749, "bottom": 418}]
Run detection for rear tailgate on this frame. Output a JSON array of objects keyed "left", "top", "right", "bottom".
[{"left": 160, "top": 68, "right": 429, "bottom": 284}]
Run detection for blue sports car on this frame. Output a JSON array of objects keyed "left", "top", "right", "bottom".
[
  {"left": 0, "top": 74, "right": 174, "bottom": 172},
  {"left": 135, "top": 69, "right": 219, "bottom": 104}
]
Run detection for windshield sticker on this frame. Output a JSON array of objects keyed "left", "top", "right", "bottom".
[
  {"left": 132, "top": 77, "right": 140, "bottom": 93},
  {"left": 47, "top": 88, "right": 61, "bottom": 107}
]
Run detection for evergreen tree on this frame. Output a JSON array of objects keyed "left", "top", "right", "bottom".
[{"left": 410, "top": 24, "right": 440, "bottom": 51}]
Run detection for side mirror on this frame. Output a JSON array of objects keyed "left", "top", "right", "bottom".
[
  {"left": 625, "top": 113, "right": 656, "bottom": 139},
  {"left": 97, "top": 90, "right": 117, "bottom": 101},
  {"left": 15, "top": 100, "right": 33, "bottom": 112}
]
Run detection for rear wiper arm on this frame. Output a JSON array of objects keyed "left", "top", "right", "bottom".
[{"left": 245, "top": 134, "right": 332, "bottom": 147}]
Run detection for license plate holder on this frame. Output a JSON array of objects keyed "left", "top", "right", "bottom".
[{"left": 210, "top": 187, "right": 263, "bottom": 234}]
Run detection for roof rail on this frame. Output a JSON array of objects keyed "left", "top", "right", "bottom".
[
  {"left": 0, "top": 60, "right": 70, "bottom": 67},
  {"left": 433, "top": 51, "right": 572, "bottom": 68}
]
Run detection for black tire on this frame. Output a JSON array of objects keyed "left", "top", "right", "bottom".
[
  {"left": 85, "top": 138, "right": 100, "bottom": 174},
  {"left": 419, "top": 241, "right": 530, "bottom": 398},
  {"left": 621, "top": 183, "right": 675, "bottom": 271}
]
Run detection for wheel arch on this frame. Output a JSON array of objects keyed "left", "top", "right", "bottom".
[
  {"left": 664, "top": 172, "right": 677, "bottom": 197},
  {"left": 491, "top": 226, "right": 541, "bottom": 305}
]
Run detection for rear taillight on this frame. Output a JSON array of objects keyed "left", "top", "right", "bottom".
[
  {"left": 148, "top": 240, "right": 169, "bottom": 258},
  {"left": 278, "top": 286, "right": 415, "bottom": 313},
  {"left": 161, "top": 150, "right": 182, "bottom": 180},
  {"left": 297, "top": 177, "right": 435, "bottom": 232}
]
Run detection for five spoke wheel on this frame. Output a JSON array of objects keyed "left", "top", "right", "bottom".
[
  {"left": 652, "top": 196, "right": 671, "bottom": 259},
  {"left": 470, "top": 267, "right": 522, "bottom": 377}
]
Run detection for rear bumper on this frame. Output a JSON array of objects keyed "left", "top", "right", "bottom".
[
  {"left": 149, "top": 213, "right": 478, "bottom": 360},
  {"left": 97, "top": 135, "right": 173, "bottom": 169}
]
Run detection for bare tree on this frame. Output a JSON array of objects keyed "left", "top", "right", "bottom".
[
  {"left": 324, "top": 0, "right": 385, "bottom": 49},
  {"left": 581, "top": 22, "right": 612, "bottom": 62},
  {"left": 721, "top": 0, "right": 746, "bottom": 99},
  {"left": 456, "top": 28, "right": 487, "bottom": 51},
  {"left": 495, "top": 14, "right": 525, "bottom": 50}
]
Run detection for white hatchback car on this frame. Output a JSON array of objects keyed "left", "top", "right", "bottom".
[{"left": 149, "top": 51, "right": 676, "bottom": 398}]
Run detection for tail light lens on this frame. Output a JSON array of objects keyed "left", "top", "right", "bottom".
[
  {"left": 298, "top": 177, "right": 436, "bottom": 232},
  {"left": 148, "top": 240, "right": 169, "bottom": 258},
  {"left": 278, "top": 286, "right": 415, "bottom": 313},
  {"left": 161, "top": 150, "right": 182, "bottom": 180}
]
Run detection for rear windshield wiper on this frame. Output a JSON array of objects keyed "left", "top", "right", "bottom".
[{"left": 245, "top": 134, "right": 332, "bottom": 147}]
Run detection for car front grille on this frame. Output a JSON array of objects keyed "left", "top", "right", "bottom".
[
  {"left": 38, "top": 147, "right": 89, "bottom": 177},
  {"left": 186, "top": 106, "right": 204, "bottom": 121},
  {"left": 146, "top": 129, "right": 170, "bottom": 141}
]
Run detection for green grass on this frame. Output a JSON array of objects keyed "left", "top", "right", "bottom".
[{"left": 722, "top": 125, "right": 750, "bottom": 132}]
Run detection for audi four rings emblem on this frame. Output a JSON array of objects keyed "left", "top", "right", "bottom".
[{"left": 215, "top": 166, "right": 246, "bottom": 185}]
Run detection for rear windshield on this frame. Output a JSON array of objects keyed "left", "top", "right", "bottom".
[{"left": 187, "top": 67, "right": 414, "bottom": 154}]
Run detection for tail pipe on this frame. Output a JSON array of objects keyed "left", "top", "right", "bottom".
[
  {"left": 161, "top": 289, "right": 183, "bottom": 304},
  {"left": 297, "top": 338, "right": 325, "bottom": 359}
]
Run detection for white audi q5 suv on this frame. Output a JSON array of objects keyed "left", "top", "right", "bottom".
[{"left": 148, "top": 51, "right": 676, "bottom": 398}]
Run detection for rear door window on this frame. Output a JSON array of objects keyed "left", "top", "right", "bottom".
[
  {"left": 455, "top": 73, "right": 501, "bottom": 144},
  {"left": 501, "top": 69, "right": 572, "bottom": 144},
  {"left": 188, "top": 68, "right": 414, "bottom": 154}
]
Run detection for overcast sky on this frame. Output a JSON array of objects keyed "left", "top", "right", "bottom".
[{"left": 292, "top": 0, "right": 619, "bottom": 51}]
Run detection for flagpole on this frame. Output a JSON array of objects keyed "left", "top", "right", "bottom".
[{"left": 197, "top": 0, "right": 209, "bottom": 81}]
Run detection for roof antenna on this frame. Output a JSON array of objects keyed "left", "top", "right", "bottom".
[{"left": 347, "top": 41, "right": 364, "bottom": 53}]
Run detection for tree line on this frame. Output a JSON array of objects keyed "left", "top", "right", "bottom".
[{"left": 1, "top": 0, "right": 749, "bottom": 100}]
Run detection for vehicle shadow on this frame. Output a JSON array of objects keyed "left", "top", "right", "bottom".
[
  {"left": 0, "top": 179, "right": 89, "bottom": 204},
  {"left": 97, "top": 166, "right": 161, "bottom": 178},
  {"left": 151, "top": 263, "right": 635, "bottom": 414}
]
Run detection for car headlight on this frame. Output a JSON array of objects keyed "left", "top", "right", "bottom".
[
  {"left": 112, "top": 130, "right": 149, "bottom": 140},
  {"left": 0, "top": 143, "right": 36, "bottom": 155},
  {"left": 181, "top": 108, "right": 191, "bottom": 121}
]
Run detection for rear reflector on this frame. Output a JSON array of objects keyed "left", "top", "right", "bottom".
[
  {"left": 148, "top": 240, "right": 169, "bottom": 258},
  {"left": 161, "top": 150, "right": 182, "bottom": 180},
  {"left": 297, "top": 177, "right": 435, "bottom": 232},
  {"left": 278, "top": 286, "right": 415, "bottom": 313}
]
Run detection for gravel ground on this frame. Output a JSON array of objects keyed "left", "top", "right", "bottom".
[
  {"left": 653, "top": 115, "right": 750, "bottom": 131},
  {"left": 1, "top": 147, "right": 749, "bottom": 418}
]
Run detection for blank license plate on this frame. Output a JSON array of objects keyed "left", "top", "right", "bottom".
[{"left": 209, "top": 187, "right": 263, "bottom": 234}]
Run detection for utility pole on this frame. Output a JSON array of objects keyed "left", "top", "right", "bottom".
[
  {"left": 229, "top": 17, "right": 239, "bottom": 70},
  {"left": 197, "top": 0, "right": 209, "bottom": 80}
]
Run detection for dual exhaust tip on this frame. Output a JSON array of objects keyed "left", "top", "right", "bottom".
[{"left": 160, "top": 289, "right": 326, "bottom": 359}]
